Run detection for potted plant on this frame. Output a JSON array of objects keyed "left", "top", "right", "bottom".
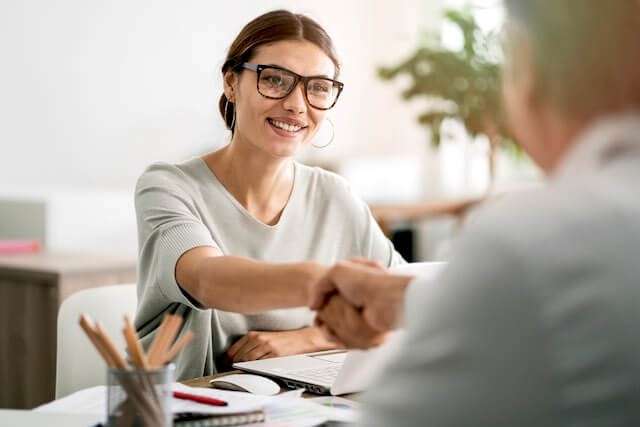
[{"left": 378, "top": 7, "right": 517, "bottom": 188}]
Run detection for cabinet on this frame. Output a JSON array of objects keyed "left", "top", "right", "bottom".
[{"left": 0, "top": 253, "right": 136, "bottom": 409}]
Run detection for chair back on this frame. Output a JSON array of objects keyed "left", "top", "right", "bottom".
[{"left": 55, "top": 284, "right": 137, "bottom": 398}]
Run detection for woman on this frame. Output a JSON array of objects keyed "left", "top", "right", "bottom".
[{"left": 134, "top": 9, "right": 404, "bottom": 380}]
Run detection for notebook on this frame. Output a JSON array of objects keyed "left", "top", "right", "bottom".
[
  {"left": 233, "top": 262, "right": 446, "bottom": 395},
  {"left": 171, "top": 383, "right": 267, "bottom": 426},
  {"left": 173, "top": 409, "right": 265, "bottom": 426}
]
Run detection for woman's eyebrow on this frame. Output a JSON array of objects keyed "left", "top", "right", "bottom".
[{"left": 265, "top": 63, "right": 331, "bottom": 79}]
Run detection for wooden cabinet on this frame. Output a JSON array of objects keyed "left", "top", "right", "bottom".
[{"left": 0, "top": 253, "right": 136, "bottom": 409}]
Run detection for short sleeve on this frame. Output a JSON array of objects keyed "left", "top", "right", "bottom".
[{"left": 135, "top": 163, "right": 219, "bottom": 309}]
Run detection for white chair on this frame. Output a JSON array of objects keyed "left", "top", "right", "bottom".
[{"left": 55, "top": 284, "right": 137, "bottom": 398}]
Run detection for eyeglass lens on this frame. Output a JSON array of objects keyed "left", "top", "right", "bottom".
[{"left": 258, "top": 67, "right": 339, "bottom": 109}]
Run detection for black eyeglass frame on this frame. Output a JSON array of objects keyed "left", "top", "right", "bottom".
[{"left": 241, "top": 62, "right": 344, "bottom": 110}]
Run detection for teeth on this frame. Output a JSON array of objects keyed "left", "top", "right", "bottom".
[{"left": 270, "top": 119, "right": 302, "bottom": 132}]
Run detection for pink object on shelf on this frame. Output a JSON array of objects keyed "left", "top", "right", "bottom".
[{"left": 0, "top": 240, "right": 42, "bottom": 254}]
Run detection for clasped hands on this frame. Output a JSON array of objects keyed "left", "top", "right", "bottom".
[
  {"left": 225, "top": 258, "right": 412, "bottom": 364},
  {"left": 308, "top": 258, "right": 413, "bottom": 349}
]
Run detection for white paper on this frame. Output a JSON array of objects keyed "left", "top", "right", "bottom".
[
  {"left": 36, "top": 383, "right": 275, "bottom": 416},
  {"left": 258, "top": 395, "right": 360, "bottom": 425},
  {"left": 35, "top": 386, "right": 108, "bottom": 415}
]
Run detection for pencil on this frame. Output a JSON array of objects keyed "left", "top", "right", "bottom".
[
  {"left": 146, "top": 314, "right": 172, "bottom": 366},
  {"left": 94, "top": 322, "right": 128, "bottom": 369},
  {"left": 79, "top": 314, "right": 115, "bottom": 367},
  {"left": 163, "top": 330, "right": 194, "bottom": 365},
  {"left": 123, "top": 315, "right": 149, "bottom": 369}
]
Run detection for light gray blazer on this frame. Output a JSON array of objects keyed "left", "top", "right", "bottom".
[{"left": 361, "top": 112, "right": 640, "bottom": 427}]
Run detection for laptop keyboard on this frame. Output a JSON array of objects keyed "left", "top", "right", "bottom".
[{"left": 289, "top": 364, "right": 341, "bottom": 385}]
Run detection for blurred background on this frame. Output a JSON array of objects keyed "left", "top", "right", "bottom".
[{"left": 0, "top": 0, "right": 541, "bottom": 260}]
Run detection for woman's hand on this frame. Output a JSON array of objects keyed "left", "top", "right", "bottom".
[{"left": 226, "top": 327, "right": 337, "bottom": 363}]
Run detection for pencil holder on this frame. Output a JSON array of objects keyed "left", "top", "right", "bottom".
[{"left": 106, "top": 364, "right": 175, "bottom": 427}]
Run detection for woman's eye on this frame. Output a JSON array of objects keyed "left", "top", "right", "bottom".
[
  {"left": 264, "top": 76, "right": 284, "bottom": 86},
  {"left": 311, "top": 84, "right": 330, "bottom": 93}
]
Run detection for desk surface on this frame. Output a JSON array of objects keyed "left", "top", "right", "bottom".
[
  {"left": 370, "top": 197, "right": 482, "bottom": 222},
  {"left": 0, "top": 252, "right": 136, "bottom": 276},
  {"left": 0, "top": 410, "right": 99, "bottom": 427},
  {"left": 370, "top": 197, "right": 483, "bottom": 237}
]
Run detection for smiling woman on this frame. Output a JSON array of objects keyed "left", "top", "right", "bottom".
[
  {"left": 220, "top": 38, "right": 339, "bottom": 159},
  {"left": 133, "top": 9, "right": 405, "bottom": 381}
]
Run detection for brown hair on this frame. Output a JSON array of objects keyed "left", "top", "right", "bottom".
[
  {"left": 504, "top": 0, "right": 640, "bottom": 118},
  {"left": 218, "top": 10, "right": 340, "bottom": 133}
]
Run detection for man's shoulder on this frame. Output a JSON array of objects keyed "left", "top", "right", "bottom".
[
  {"left": 466, "top": 183, "right": 601, "bottom": 248},
  {"left": 458, "top": 177, "right": 640, "bottom": 294}
]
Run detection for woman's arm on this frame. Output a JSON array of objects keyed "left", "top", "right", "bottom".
[{"left": 176, "top": 246, "right": 328, "bottom": 313}]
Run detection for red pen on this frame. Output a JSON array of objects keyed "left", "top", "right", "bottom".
[{"left": 173, "top": 391, "right": 228, "bottom": 407}]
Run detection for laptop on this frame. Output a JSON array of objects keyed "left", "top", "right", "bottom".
[{"left": 233, "top": 262, "right": 446, "bottom": 395}]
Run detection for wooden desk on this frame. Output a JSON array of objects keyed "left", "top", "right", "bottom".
[
  {"left": 0, "top": 253, "right": 136, "bottom": 409},
  {"left": 371, "top": 197, "right": 483, "bottom": 237}
]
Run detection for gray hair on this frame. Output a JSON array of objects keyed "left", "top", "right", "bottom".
[{"left": 503, "top": 0, "right": 640, "bottom": 117}]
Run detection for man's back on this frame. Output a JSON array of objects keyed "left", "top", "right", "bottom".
[{"left": 360, "top": 113, "right": 640, "bottom": 427}]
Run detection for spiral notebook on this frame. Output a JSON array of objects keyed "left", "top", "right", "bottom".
[
  {"left": 174, "top": 409, "right": 265, "bottom": 426},
  {"left": 171, "top": 383, "right": 269, "bottom": 425}
]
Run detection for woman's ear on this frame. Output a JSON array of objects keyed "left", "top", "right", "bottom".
[{"left": 223, "top": 70, "right": 238, "bottom": 102}]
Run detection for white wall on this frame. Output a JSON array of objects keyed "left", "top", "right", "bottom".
[{"left": 1, "top": 0, "right": 441, "bottom": 194}]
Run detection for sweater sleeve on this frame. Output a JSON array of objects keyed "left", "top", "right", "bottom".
[
  {"left": 135, "top": 163, "right": 218, "bottom": 311},
  {"left": 346, "top": 183, "right": 406, "bottom": 267}
]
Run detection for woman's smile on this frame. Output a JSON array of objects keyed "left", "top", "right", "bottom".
[{"left": 266, "top": 117, "right": 308, "bottom": 138}]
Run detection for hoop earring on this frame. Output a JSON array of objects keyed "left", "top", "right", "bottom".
[
  {"left": 312, "top": 118, "right": 335, "bottom": 148},
  {"left": 224, "top": 98, "right": 236, "bottom": 131}
]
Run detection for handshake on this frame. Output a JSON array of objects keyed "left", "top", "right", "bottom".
[{"left": 308, "top": 258, "right": 414, "bottom": 349}]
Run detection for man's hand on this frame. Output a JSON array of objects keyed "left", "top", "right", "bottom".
[
  {"left": 315, "top": 294, "right": 387, "bottom": 349},
  {"left": 309, "top": 259, "right": 413, "bottom": 333},
  {"left": 226, "top": 327, "right": 335, "bottom": 363}
]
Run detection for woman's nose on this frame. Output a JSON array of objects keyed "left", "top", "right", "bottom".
[{"left": 282, "top": 82, "right": 307, "bottom": 114}]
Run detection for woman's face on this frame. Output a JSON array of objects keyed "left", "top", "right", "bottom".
[{"left": 225, "top": 40, "right": 336, "bottom": 158}]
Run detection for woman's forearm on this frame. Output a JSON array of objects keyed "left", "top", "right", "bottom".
[{"left": 186, "top": 253, "right": 328, "bottom": 313}]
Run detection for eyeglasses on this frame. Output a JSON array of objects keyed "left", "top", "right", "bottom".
[{"left": 241, "top": 62, "right": 344, "bottom": 110}]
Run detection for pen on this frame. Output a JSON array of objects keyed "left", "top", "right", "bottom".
[{"left": 173, "top": 391, "right": 228, "bottom": 407}]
